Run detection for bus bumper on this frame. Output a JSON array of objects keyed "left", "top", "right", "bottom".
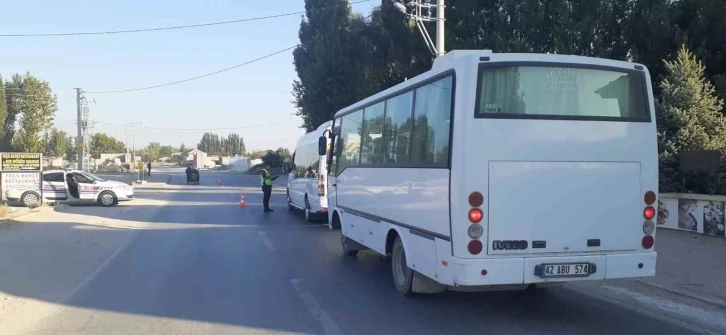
[{"left": 447, "top": 252, "right": 657, "bottom": 286}]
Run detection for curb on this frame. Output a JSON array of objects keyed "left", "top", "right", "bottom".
[
  {"left": 0, "top": 205, "right": 54, "bottom": 223},
  {"left": 638, "top": 279, "right": 726, "bottom": 309}
]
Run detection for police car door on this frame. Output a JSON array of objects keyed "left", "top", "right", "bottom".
[
  {"left": 42, "top": 172, "right": 67, "bottom": 200},
  {"left": 73, "top": 173, "right": 98, "bottom": 201}
]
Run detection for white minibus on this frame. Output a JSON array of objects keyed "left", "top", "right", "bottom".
[{"left": 320, "top": 50, "right": 658, "bottom": 295}]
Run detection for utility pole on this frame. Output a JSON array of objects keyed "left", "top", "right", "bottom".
[
  {"left": 124, "top": 122, "right": 141, "bottom": 155},
  {"left": 75, "top": 88, "right": 84, "bottom": 171},
  {"left": 436, "top": 0, "right": 445, "bottom": 58},
  {"left": 391, "top": 0, "right": 445, "bottom": 58}
]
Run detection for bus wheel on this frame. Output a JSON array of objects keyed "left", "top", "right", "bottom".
[
  {"left": 392, "top": 236, "right": 413, "bottom": 296},
  {"left": 341, "top": 232, "right": 359, "bottom": 256}
]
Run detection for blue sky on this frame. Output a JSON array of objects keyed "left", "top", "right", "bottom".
[{"left": 0, "top": 0, "right": 376, "bottom": 152}]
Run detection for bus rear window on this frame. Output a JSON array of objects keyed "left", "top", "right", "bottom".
[{"left": 475, "top": 65, "right": 649, "bottom": 121}]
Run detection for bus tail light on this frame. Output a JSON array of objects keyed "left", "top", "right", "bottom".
[
  {"left": 644, "top": 191, "right": 656, "bottom": 205},
  {"left": 469, "top": 192, "right": 484, "bottom": 207},
  {"left": 468, "top": 240, "right": 483, "bottom": 255},
  {"left": 468, "top": 224, "right": 483, "bottom": 239},
  {"left": 468, "top": 208, "right": 483, "bottom": 223},
  {"left": 642, "top": 235, "right": 654, "bottom": 249},
  {"left": 317, "top": 177, "right": 325, "bottom": 196},
  {"left": 643, "top": 206, "right": 655, "bottom": 220},
  {"left": 643, "top": 220, "right": 655, "bottom": 234}
]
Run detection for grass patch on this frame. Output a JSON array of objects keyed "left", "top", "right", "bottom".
[{"left": 0, "top": 203, "right": 10, "bottom": 218}]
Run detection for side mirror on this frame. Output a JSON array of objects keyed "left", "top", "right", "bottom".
[{"left": 318, "top": 136, "right": 327, "bottom": 156}]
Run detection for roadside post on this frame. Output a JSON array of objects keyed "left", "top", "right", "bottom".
[
  {"left": 135, "top": 161, "right": 147, "bottom": 184},
  {"left": 0, "top": 153, "right": 44, "bottom": 206}
]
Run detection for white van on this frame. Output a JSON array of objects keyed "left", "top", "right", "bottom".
[{"left": 287, "top": 121, "right": 332, "bottom": 222}]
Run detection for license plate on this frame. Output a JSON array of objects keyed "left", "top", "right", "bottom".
[{"left": 538, "top": 263, "right": 591, "bottom": 278}]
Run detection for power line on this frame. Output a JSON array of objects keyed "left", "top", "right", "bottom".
[
  {"left": 82, "top": 119, "right": 300, "bottom": 131},
  {"left": 0, "top": 0, "right": 372, "bottom": 37},
  {"left": 85, "top": 45, "right": 297, "bottom": 94}
]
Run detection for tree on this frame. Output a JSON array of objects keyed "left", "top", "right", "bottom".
[
  {"left": 249, "top": 150, "right": 266, "bottom": 160},
  {"left": 275, "top": 147, "right": 292, "bottom": 163},
  {"left": 177, "top": 143, "right": 188, "bottom": 164},
  {"left": 261, "top": 150, "right": 283, "bottom": 167},
  {"left": 197, "top": 132, "right": 246, "bottom": 155},
  {"left": 141, "top": 142, "right": 162, "bottom": 161},
  {"left": 3, "top": 74, "right": 24, "bottom": 151},
  {"left": 0, "top": 75, "right": 8, "bottom": 151},
  {"left": 657, "top": 45, "right": 726, "bottom": 193},
  {"left": 11, "top": 74, "right": 57, "bottom": 153},
  {"left": 293, "top": 0, "right": 361, "bottom": 132},
  {"left": 89, "top": 133, "right": 126, "bottom": 158},
  {"left": 44, "top": 128, "right": 71, "bottom": 158}
]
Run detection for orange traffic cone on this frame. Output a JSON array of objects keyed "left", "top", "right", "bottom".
[{"left": 238, "top": 194, "right": 246, "bottom": 208}]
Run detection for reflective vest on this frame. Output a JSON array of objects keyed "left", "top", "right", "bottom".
[{"left": 260, "top": 168, "right": 273, "bottom": 186}]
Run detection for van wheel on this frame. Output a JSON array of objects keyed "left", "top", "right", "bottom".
[
  {"left": 304, "top": 196, "right": 313, "bottom": 223},
  {"left": 98, "top": 191, "right": 117, "bottom": 207},
  {"left": 341, "top": 231, "right": 359, "bottom": 256},
  {"left": 21, "top": 192, "right": 41, "bottom": 208},
  {"left": 287, "top": 190, "right": 295, "bottom": 211},
  {"left": 392, "top": 235, "right": 414, "bottom": 296}
]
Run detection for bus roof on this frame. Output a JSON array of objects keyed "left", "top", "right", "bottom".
[{"left": 332, "top": 50, "right": 648, "bottom": 118}]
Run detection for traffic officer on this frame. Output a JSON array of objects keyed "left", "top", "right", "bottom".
[{"left": 260, "top": 164, "right": 278, "bottom": 213}]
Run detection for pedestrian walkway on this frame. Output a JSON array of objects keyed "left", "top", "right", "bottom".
[{"left": 640, "top": 228, "right": 726, "bottom": 307}]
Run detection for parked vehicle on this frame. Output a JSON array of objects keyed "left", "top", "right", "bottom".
[
  {"left": 288, "top": 121, "right": 332, "bottom": 222},
  {"left": 186, "top": 166, "right": 200, "bottom": 185},
  {"left": 5, "top": 169, "right": 134, "bottom": 207},
  {"left": 323, "top": 50, "right": 658, "bottom": 295}
]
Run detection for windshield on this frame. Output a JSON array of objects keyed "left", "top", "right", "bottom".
[
  {"left": 475, "top": 64, "right": 650, "bottom": 121},
  {"left": 81, "top": 172, "right": 105, "bottom": 182}
]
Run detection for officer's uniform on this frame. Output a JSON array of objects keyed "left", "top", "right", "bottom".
[{"left": 261, "top": 168, "right": 274, "bottom": 212}]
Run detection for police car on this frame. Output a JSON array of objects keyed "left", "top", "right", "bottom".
[{"left": 4, "top": 170, "right": 134, "bottom": 207}]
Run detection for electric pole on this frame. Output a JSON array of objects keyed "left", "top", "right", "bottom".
[
  {"left": 75, "top": 88, "right": 84, "bottom": 171},
  {"left": 391, "top": 0, "right": 445, "bottom": 58},
  {"left": 436, "top": 0, "right": 445, "bottom": 58},
  {"left": 124, "top": 122, "right": 142, "bottom": 155}
]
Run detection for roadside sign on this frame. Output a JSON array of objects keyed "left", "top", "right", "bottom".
[
  {"left": 0, "top": 153, "right": 44, "bottom": 202},
  {"left": 0, "top": 152, "right": 42, "bottom": 171},
  {"left": 1, "top": 172, "right": 42, "bottom": 196}
]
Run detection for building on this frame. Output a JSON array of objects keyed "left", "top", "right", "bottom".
[{"left": 186, "top": 149, "right": 207, "bottom": 169}]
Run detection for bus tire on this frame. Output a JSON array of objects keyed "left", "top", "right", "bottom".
[
  {"left": 331, "top": 212, "right": 341, "bottom": 230},
  {"left": 392, "top": 235, "right": 414, "bottom": 296},
  {"left": 341, "top": 231, "right": 359, "bottom": 256}
]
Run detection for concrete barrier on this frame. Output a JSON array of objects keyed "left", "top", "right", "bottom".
[{"left": 658, "top": 193, "right": 726, "bottom": 237}]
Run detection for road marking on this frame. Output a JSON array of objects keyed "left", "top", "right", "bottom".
[
  {"left": 60, "top": 234, "right": 137, "bottom": 304},
  {"left": 290, "top": 278, "right": 345, "bottom": 335},
  {"left": 258, "top": 231, "right": 276, "bottom": 251}
]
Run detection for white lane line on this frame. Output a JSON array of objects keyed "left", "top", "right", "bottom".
[
  {"left": 258, "top": 231, "right": 276, "bottom": 251},
  {"left": 59, "top": 231, "right": 138, "bottom": 304},
  {"left": 290, "top": 278, "right": 345, "bottom": 335}
]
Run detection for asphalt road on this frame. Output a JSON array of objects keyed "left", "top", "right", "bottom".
[{"left": 1, "top": 167, "right": 722, "bottom": 334}]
